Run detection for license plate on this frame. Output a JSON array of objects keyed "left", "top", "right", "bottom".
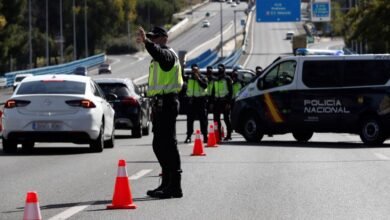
[{"left": 32, "top": 122, "right": 62, "bottom": 130}]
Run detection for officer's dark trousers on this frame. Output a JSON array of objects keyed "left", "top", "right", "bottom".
[
  {"left": 213, "top": 99, "right": 232, "bottom": 136},
  {"left": 186, "top": 97, "right": 208, "bottom": 138},
  {"left": 152, "top": 95, "right": 181, "bottom": 174}
]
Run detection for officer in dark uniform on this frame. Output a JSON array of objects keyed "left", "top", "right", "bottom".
[
  {"left": 184, "top": 63, "right": 208, "bottom": 143},
  {"left": 137, "top": 26, "right": 184, "bottom": 199},
  {"left": 211, "top": 64, "right": 233, "bottom": 141}
]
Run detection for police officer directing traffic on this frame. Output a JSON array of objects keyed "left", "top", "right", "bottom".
[
  {"left": 136, "top": 26, "right": 184, "bottom": 199},
  {"left": 184, "top": 63, "right": 208, "bottom": 143}
]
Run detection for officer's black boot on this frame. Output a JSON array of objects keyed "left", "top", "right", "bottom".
[
  {"left": 147, "top": 172, "right": 170, "bottom": 197},
  {"left": 224, "top": 133, "right": 232, "bottom": 141},
  {"left": 184, "top": 135, "right": 191, "bottom": 143},
  {"left": 154, "top": 171, "right": 183, "bottom": 199}
]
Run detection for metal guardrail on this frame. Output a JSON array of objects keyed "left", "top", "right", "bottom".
[{"left": 4, "top": 53, "right": 106, "bottom": 87}]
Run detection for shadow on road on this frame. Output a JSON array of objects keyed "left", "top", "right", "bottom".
[{"left": 221, "top": 140, "right": 390, "bottom": 149}]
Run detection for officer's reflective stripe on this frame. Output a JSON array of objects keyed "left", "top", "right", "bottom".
[{"left": 264, "top": 93, "right": 284, "bottom": 123}]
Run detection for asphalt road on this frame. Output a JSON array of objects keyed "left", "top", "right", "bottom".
[{"left": 3, "top": 2, "right": 390, "bottom": 220}]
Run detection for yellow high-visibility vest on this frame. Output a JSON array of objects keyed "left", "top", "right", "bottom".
[
  {"left": 147, "top": 49, "right": 183, "bottom": 96},
  {"left": 186, "top": 78, "right": 207, "bottom": 97},
  {"left": 214, "top": 79, "right": 228, "bottom": 98},
  {"left": 232, "top": 82, "right": 242, "bottom": 97}
]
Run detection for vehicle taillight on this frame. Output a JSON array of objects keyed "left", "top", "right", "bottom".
[
  {"left": 121, "top": 97, "right": 139, "bottom": 106},
  {"left": 4, "top": 100, "right": 31, "bottom": 108},
  {"left": 66, "top": 99, "right": 96, "bottom": 108}
]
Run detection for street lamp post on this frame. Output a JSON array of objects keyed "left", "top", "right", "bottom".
[
  {"left": 220, "top": 2, "right": 223, "bottom": 57},
  {"left": 46, "top": 0, "right": 49, "bottom": 66},
  {"left": 60, "top": 0, "right": 64, "bottom": 63},
  {"left": 73, "top": 0, "right": 77, "bottom": 60},
  {"left": 84, "top": 0, "right": 88, "bottom": 57},
  {"left": 28, "top": 0, "right": 32, "bottom": 68}
]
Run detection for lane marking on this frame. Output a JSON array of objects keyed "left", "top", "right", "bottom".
[
  {"left": 48, "top": 169, "right": 153, "bottom": 219},
  {"left": 129, "top": 169, "right": 153, "bottom": 180},
  {"left": 374, "top": 153, "right": 390, "bottom": 160},
  {"left": 48, "top": 202, "right": 95, "bottom": 220}
]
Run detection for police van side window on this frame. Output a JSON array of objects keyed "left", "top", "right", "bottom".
[
  {"left": 343, "top": 60, "right": 390, "bottom": 86},
  {"left": 262, "top": 61, "right": 296, "bottom": 89},
  {"left": 302, "top": 61, "right": 343, "bottom": 88}
]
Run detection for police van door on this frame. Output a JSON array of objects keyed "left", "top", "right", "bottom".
[{"left": 257, "top": 60, "right": 297, "bottom": 132}]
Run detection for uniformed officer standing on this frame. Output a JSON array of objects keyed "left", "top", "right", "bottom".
[
  {"left": 136, "top": 26, "right": 184, "bottom": 199},
  {"left": 211, "top": 64, "right": 233, "bottom": 141},
  {"left": 184, "top": 64, "right": 208, "bottom": 143}
]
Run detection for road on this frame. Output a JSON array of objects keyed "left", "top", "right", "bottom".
[{"left": 3, "top": 2, "right": 390, "bottom": 220}]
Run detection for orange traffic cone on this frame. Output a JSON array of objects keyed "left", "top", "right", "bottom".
[
  {"left": 207, "top": 124, "right": 218, "bottom": 147},
  {"left": 23, "top": 191, "right": 42, "bottom": 220},
  {"left": 107, "top": 159, "right": 137, "bottom": 209},
  {"left": 191, "top": 130, "right": 206, "bottom": 156},
  {"left": 214, "top": 121, "right": 220, "bottom": 143}
]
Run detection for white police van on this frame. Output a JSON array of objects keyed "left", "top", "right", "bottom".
[{"left": 231, "top": 55, "right": 390, "bottom": 145}]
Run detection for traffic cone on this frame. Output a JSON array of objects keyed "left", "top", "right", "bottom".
[
  {"left": 107, "top": 159, "right": 137, "bottom": 209},
  {"left": 191, "top": 130, "right": 206, "bottom": 156},
  {"left": 23, "top": 191, "right": 42, "bottom": 220},
  {"left": 207, "top": 124, "right": 218, "bottom": 147},
  {"left": 214, "top": 121, "right": 220, "bottom": 143}
]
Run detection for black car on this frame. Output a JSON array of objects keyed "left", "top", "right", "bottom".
[
  {"left": 95, "top": 78, "right": 151, "bottom": 138},
  {"left": 74, "top": 66, "right": 88, "bottom": 76},
  {"left": 98, "top": 63, "right": 112, "bottom": 74}
]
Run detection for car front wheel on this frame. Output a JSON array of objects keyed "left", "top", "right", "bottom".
[{"left": 241, "top": 114, "right": 263, "bottom": 143}]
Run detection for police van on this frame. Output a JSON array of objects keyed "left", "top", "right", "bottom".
[{"left": 231, "top": 55, "right": 390, "bottom": 145}]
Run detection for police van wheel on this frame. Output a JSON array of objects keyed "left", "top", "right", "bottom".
[
  {"left": 242, "top": 114, "right": 263, "bottom": 143},
  {"left": 359, "top": 118, "right": 385, "bottom": 146},
  {"left": 292, "top": 132, "right": 313, "bottom": 142}
]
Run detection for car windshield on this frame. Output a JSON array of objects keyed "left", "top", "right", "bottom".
[
  {"left": 16, "top": 80, "right": 86, "bottom": 94},
  {"left": 97, "top": 83, "right": 135, "bottom": 97}
]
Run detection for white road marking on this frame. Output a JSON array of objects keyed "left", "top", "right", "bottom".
[
  {"left": 48, "top": 202, "right": 94, "bottom": 220},
  {"left": 374, "top": 153, "right": 390, "bottom": 160},
  {"left": 129, "top": 169, "right": 153, "bottom": 180},
  {"left": 48, "top": 169, "right": 152, "bottom": 219}
]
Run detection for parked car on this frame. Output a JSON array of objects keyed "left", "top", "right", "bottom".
[
  {"left": 74, "top": 66, "right": 88, "bottom": 76},
  {"left": 98, "top": 63, "right": 112, "bottom": 74},
  {"left": 286, "top": 31, "right": 295, "bottom": 40},
  {"left": 232, "top": 54, "right": 390, "bottom": 145},
  {"left": 2, "top": 74, "right": 115, "bottom": 153},
  {"left": 202, "top": 20, "right": 210, "bottom": 28},
  {"left": 13, "top": 73, "right": 33, "bottom": 91},
  {"left": 95, "top": 78, "right": 151, "bottom": 138}
]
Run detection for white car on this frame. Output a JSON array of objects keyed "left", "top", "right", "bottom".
[
  {"left": 202, "top": 20, "right": 210, "bottom": 28},
  {"left": 13, "top": 73, "right": 33, "bottom": 91},
  {"left": 1, "top": 74, "right": 115, "bottom": 153}
]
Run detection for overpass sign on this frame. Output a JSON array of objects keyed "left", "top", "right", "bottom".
[
  {"left": 311, "top": 0, "right": 331, "bottom": 22},
  {"left": 256, "top": 0, "right": 301, "bottom": 22}
]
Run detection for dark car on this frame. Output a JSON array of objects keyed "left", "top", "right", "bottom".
[
  {"left": 95, "top": 78, "right": 151, "bottom": 138},
  {"left": 98, "top": 63, "right": 112, "bottom": 74},
  {"left": 74, "top": 66, "right": 88, "bottom": 76}
]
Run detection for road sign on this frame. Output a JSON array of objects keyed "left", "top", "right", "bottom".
[
  {"left": 311, "top": 0, "right": 331, "bottom": 22},
  {"left": 256, "top": 0, "right": 301, "bottom": 22}
]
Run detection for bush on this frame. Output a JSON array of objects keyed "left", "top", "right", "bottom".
[{"left": 105, "top": 36, "right": 139, "bottom": 55}]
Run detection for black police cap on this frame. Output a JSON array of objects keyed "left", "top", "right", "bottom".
[{"left": 146, "top": 26, "right": 168, "bottom": 38}]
